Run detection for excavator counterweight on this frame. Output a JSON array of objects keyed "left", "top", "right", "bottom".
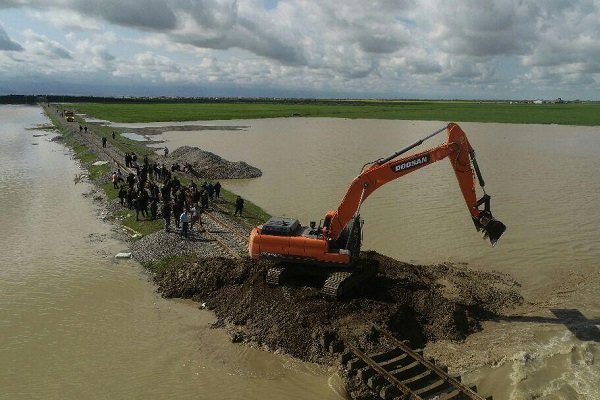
[{"left": 249, "top": 123, "right": 506, "bottom": 298}]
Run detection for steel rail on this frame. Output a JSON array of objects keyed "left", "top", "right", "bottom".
[{"left": 340, "top": 322, "right": 489, "bottom": 400}]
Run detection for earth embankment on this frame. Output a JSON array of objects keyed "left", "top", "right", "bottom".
[{"left": 154, "top": 251, "right": 522, "bottom": 364}]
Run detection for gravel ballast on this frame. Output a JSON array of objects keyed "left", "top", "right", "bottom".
[{"left": 169, "top": 145, "right": 262, "bottom": 179}]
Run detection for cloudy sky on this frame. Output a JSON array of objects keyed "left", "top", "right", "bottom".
[{"left": 0, "top": 0, "right": 599, "bottom": 99}]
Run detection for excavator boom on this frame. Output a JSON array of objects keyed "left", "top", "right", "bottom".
[
  {"left": 249, "top": 123, "right": 506, "bottom": 268},
  {"left": 324, "top": 123, "right": 505, "bottom": 246}
]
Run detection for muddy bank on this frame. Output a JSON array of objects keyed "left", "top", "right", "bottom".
[
  {"left": 154, "top": 251, "right": 522, "bottom": 365},
  {"left": 169, "top": 145, "right": 262, "bottom": 179},
  {"left": 124, "top": 124, "right": 249, "bottom": 136}
]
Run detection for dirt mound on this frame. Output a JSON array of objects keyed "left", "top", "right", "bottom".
[
  {"left": 154, "top": 251, "right": 522, "bottom": 364},
  {"left": 169, "top": 145, "right": 262, "bottom": 179}
]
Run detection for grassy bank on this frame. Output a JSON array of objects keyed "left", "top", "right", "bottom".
[
  {"left": 71, "top": 100, "right": 600, "bottom": 125},
  {"left": 44, "top": 104, "right": 271, "bottom": 240}
]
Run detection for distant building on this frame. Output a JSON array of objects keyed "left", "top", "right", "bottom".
[{"left": 533, "top": 99, "right": 543, "bottom": 104}]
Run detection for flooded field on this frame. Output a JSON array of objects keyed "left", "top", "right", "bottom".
[
  {"left": 0, "top": 106, "right": 342, "bottom": 400},
  {"left": 121, "top": 117, "right": 600, "bottom": 399}
]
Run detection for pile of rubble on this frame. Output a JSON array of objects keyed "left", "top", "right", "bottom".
[{"left": 169, "top": 146, "right": 262, "bottom": 179}]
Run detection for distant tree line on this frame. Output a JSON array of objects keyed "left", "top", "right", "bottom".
[
  {"left": 0, "top": 94, "right": 407, "bottom": 105},
  {"left": 1, "top": 94, "right": 597, "bottom": 105}
]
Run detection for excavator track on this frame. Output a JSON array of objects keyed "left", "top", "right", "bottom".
[
  {"left": 321, "top": 271, "right": 353, "bottom": 298},
  {"left": 321, "top": 263, "right": 378, "bottom": 299},
  {"left": 266, "top": 267, "right": 287, "bottom": 286}
]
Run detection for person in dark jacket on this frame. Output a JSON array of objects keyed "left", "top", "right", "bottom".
[
  {"left": 201, "top": 190, "right": 209, "bottom": 210},
  {"left": 150, "top": 199, "right": 158, "bottom": 220},
  {"left": 133, "top": 196, "right": 141, "bottom": 221},
  {"left": 118, "top": 186, "right": 127, "bottom": 206},
  {"left": 234, "top": 196, "right": 244, "bottom": 216},
  {"left": 172, "top": 201, "right": 183, "bottom": 229},
  {"left": 161, "top": 202, "right": 172, "bottom": 232}
]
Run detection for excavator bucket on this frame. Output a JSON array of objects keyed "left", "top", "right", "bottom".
[
  {"left": 474, "top": 211, "right": 506, "bottom": 247},
  {"left": 482, "top": 218, "right": 506, "bottom": 246}
]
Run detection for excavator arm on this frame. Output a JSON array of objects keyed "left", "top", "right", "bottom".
[{"left": 323, "top": 123, "right": 506, "bottom": 246}]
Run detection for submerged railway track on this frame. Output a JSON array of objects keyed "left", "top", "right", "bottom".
[{"left": 321, "top": 324, "right": 491, "bottom": 400}]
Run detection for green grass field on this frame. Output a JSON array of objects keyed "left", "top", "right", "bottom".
[{"left": 71, "top": 100, "right": 600, "bottom": 125}]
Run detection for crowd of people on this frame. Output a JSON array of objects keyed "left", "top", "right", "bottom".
[
  {"left": 57, "top": 105, "right": 246, "bottom": 240},
  {"left": 112, "top": 152, "right": 242, "bottom": 239}
]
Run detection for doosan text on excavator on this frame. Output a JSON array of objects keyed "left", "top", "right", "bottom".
[{"left": 248, "top": 123, "right": 507, "bottom": 297}]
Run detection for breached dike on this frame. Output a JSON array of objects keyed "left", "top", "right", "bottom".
[
  {"left": 154, "top": 252, "right": 523, "bottom": 363},
  {"left": 169, "top": 145, "right": 262, "bottom": 179}
]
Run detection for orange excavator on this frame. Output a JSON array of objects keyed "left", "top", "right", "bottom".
[{"left": 249, "top": 123, "right": 506, "bottom": 297}]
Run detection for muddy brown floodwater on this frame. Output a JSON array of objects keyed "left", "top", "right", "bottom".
[
  {"left": 0, "top": 106, "right": 344, "bottom": 400},
  {"left": 116, "top": 117, "right": 600, "bottom": 399}
]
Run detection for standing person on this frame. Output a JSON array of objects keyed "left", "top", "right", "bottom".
[
  {"left": 189, "top": 204, "right": 198, "bottom": 231},
  {"left": 125, "top": 152, "right": 130, "bottom": 168},
  {"left": 200, "top": 190, "right": 209, "bottom": 210},
  {"left": 126, "top": 172, "right": 135, "bottom": 188},
  {"left": 84, "top": 126, "right": 88, "bottom": 133},
  {"left": 112, "top": 131, "right": 116, "bottom": 140},
  {"left": 150, "top": 199, "right": 158, "bottom": 220},
  {"left": 102, "top": 137, "right": 107, "bottom": 148},
  {"left": 234, "top": 196, "right": 244, "bottom": 216},
  {"left": 111, "top": 171, "right": 118, "bottom": 189},
  {"left": 133, "top": 195, "right": 141, "bottom": 221},
  {"left": 192, "top": 187, "right": 200, "bottom": 204},
  {"left": 140, "top": 189, "right": 149, "bottom": 218},
  {"left": 161, "top": 184, "right": 171, "bottom": 203},
  {"left": 207, "top": 182, "right": 214, "bottom": 200},
  {"left": 172, "top": 201, "right": 183, "bottom": 229},
  {"left": 214, "top": 181, "right": 221, "bottom": 198},
  {"left": 164, "top": 147, "right": 169, "bottom": 157},
  {"left": 180, "top": 209, "right": 189, "bottom": 238},
  {"left": 126, "top": 188, "right": 134, "bottom": 209},
  {"left": 161, "top": 202, "right": 172, "bottom": 232},
  {"left": 118, "top": 185, "right": 127, "bottom": 206}
]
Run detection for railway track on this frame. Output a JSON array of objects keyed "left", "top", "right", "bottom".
[
  {"left": 331, "top": 324, "right": 490, "bottom": 400},
  {"left": 198, "top": 210, "right": 249, "bottom": 259},
  {"left": 49, "top": 104, "right": 250, "bottom": 259}
]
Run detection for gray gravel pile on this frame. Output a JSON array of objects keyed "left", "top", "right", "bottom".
[
  {"left": 169, "top": 146, "right": 262, "bottom": 179},
  {"left": 130, "top": 230, "right": 223, "bottom": 264}
]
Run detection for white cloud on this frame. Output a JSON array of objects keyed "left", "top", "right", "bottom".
[
  {"left": 23, "top": 29, "right": 72, "bottom": 59},
  {"left": 28, "top": 9, "right": 101, "bottom": 31},
  {"left": 1, "top": 0, "right": 600, "bottom": 98}
]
